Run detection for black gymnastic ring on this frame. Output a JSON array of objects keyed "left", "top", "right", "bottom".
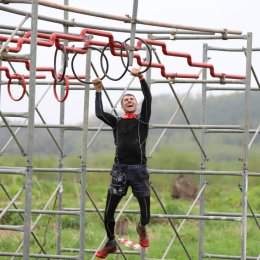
[
  {"left": 100, "top": 41, "right": 130, "bottom": 81},
  {"left": 71, "top": 46, "right": 109, "bottom": 84},
  {"left": 54, "top": 46, "right": 67, "bottom": 82},
  {"left": 123, "top": 37, "right": 152, "bottom": 74}
]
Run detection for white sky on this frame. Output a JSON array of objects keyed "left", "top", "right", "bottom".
[{"left": 0, "top": 0, "right": 260, "bottom": 123}]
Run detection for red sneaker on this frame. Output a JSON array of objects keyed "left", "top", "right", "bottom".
[
  {"left": 136, "top": 223, "right": 149, "bottom": 247},
  {"left": 95, "top": 240, "right": 117, "bottom": 258}
]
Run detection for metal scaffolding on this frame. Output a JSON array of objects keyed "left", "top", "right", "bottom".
[{"left": 0, "top": 0, "right": 259, "bottom": 259}]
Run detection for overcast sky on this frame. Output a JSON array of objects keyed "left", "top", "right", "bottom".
[{"left": 0, "top": 0, "right": 259, "bottom": 123}]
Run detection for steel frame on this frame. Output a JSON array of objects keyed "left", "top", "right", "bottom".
[{"left": 0, "top": 0, "right": 259, "bottom": 259}]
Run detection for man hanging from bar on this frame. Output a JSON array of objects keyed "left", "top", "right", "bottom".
[{"left": 93, "top": 67, "right": 152, "bottom": 258}]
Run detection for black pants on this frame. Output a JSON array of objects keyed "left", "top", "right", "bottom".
[{"left": 104, "top": 192, "right": 150, "bottom": 240}]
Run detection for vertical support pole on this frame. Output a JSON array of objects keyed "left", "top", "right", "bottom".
[
  {"left": 56, "top": 0, "right": 68, "bottom": 255},
  {"left": 0, "top": 40, "right": 2, "bottom": 109},
  {"left": 146, "top": 34, "right": 152, "bottom": 87},
  {"left": 241, "top": 32, "right": 252, "bottom": 260},
  {"left": 78, "top": 47, "right": 91, "bottom": 260},
  {"left": 23, "top": 1, "right": 38, "bottom": 259},
  {"left": 129, "top": 0, "right": 139, "bottom": 66},
  {"left": 198, "top": 43, "right": 208, "bottom": 260}
]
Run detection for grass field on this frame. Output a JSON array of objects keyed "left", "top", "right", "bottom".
[{"left": 1, "top": 154, "right": 260, "bottom": 259}]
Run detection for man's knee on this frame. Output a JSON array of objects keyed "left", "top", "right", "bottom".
[
  {"left": 141, "top": 217, "right": 150, "bottom": 226},
  {"left": 104, "top": 212, "right": 114, "bottom": 223}
]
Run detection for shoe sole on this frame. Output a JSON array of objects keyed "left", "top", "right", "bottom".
[{"left": 95, "top": 248, "right": 117, "bottom": 258}]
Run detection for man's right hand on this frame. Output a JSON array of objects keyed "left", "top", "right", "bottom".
[
  {"left": 92, "top": 78, "right": 103, "bottom": 92},
  {"left": 131, "top": 68, "right": 144, "bottom": 80}
]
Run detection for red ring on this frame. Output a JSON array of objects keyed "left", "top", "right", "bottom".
[
  {"left": 7, "top": 74, "right": 26, "bottom": 101},
  {"left": 53, "top": 75, "right": 69, "bottom": 102}
]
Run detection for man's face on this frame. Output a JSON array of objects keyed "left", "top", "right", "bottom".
[{"left": 121, "top": 94, "right": 138, "bottom": 114}]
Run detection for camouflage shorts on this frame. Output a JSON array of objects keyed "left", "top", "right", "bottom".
[{"left": 109, "top": 163, "right": 150, "bottom": 197}]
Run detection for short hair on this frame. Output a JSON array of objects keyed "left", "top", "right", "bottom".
[{"left": 121, "top": 93, "right": 137, "bottom": 105}]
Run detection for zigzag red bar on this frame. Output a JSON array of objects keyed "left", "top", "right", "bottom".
[
  {"left": 138, "top": 39, "right": 245, "bottom": 80},
  {"left": 0, "top": 64, "right": 45, "bottom": 80},
  {"left": 0, "top": 28, "right": 246, "bottom": 80},
  {"left": 0, "top": 60, "right": 69, "bottom": 102},
  {"left": 8, "top": 58, "right": 55, "bottom": 79}
]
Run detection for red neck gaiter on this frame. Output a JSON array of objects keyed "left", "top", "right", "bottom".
[{"left": 123, "top": 113, "right": 138, "bottom": 119}]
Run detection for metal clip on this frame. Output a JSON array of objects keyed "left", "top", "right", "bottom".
[
  {"left": 220, "top": 74, "right": 226, "bottom": 84},
  {"left": 170, "top": 29, "right": 177, "bottom": 40},
  {"left": 221, "top": 29, "right": 228, "bottom": 40}
]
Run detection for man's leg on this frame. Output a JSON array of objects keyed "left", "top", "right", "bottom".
[
  {"left": 137, "top": 196, "right": 150, "bottom": 225},
  {"left": 104, "top": 192, "right": 122, "bottom": 240},
  {"left": 136, "top": 196, "right": 150, "bottom": 247},
  {"left": 96, "top": 192, "right": 122, "bottom": 258}
]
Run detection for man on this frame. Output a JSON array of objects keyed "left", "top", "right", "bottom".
[{"left": 93, "top": 68, "right": 152, "bottom": 258}]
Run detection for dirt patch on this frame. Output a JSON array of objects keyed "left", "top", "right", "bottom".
[{"left": 0, "top": 230, "right": 21, "bottom": 241}]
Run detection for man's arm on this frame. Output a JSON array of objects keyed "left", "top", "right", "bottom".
[
  {"left": 131, "top": 68, "right": 152, "bottom": 123},
  {"left": 93, "top": 78, "right": 117, "bottom": 128}
]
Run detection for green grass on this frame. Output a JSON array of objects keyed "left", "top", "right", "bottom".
[{"left": 1, "top": 153, "right": 260, "bottom": 259}]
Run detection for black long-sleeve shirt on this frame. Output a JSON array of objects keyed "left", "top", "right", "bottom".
[{"left": 95, "top": 79, "right": 152, "bottom": 164}]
